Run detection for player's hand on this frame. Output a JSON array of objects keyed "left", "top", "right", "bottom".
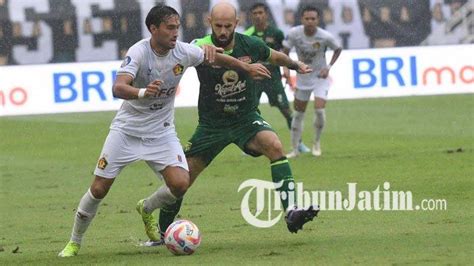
[
  {"left": 202, "top": 45, "right": 224, "bottom": 64},
  {"left": 295, "top": 61, "right": 312, "bottom": 74},
  {"left": 247, "top": 63, "right": 271, "bottom": 80},
  {"left": 145, "top": 79, "right": 163, "bottom": 98},
  {"left": 317, "top": 67, "right": 330, "bottom": 79}
]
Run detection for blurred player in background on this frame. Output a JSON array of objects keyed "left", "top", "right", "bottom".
[
  {"left": 284, "top": 6, "right": 342, "bottom": 158},
  {"left": 244, "top": 2, "right": 311, "bottom": 153},
  {"left": 153, "top": 2, "right": 318, "bottom": 242},
  {"left": 58, "top": 4, "right": 270, "bottom": 257}
]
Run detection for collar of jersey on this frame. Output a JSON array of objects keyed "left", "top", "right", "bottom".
[{"left": 149, "top": 39, "right": 170, "bottom": 57}]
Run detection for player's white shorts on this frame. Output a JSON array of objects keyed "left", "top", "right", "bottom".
[
  {"left": 94, "top": 129, "right": 188, "bottom": 179},
  {"left": 295, "top": 78, "right": 330, "bottom": 101}
]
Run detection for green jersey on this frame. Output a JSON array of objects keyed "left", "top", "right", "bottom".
[
  {"left": 193, "top": 33, "right": 271, "bottom": 126},
  {"left": 244, "top": 25, "right": 284, "bottom": 79}
]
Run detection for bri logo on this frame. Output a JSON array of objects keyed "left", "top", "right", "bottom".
[{"left": 352, "top": 56, "right": 473, "bottom": 89}]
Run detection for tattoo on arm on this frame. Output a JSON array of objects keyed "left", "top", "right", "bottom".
[{"left": 288, "top": 61, "right": 299, "bottom": 70}]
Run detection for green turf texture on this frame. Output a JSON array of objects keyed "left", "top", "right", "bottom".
[{"left": 1, "top": 94, "right": 473, "bottom": 264}]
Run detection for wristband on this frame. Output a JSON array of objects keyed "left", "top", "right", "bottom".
[{"left": 137, "top": 88, "right": 146, "bottom": 99}]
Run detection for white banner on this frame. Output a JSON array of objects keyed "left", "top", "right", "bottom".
[{"left": 1, "top": 44, "right": 473, "bottom": 117}]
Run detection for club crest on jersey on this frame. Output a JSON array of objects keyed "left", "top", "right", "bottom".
[
  {"left": 238, "top": 56, "right": 252, "bottom": 63},
  {"left": 121, "top": 56, "right": 131, "bottom": 67},
  {"left": 313, "top": 42, "right": 321, "bottom": 49},
  {"left": 215, "top": 70, "right": 247, "bottom": 98},
  {"left": 173, "top": 64, "right": 184, "bottom": 76},
  {"left": 97, "top": 157, "right": 108, "bottom": 170}
]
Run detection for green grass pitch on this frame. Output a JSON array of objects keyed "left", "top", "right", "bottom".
[{"left": 1, "top": 94, "right": 473, "bottom": 264}]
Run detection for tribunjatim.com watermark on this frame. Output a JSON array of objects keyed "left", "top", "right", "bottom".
[{"left": 238, "top": 179, "right": 447, "bottom": 228}]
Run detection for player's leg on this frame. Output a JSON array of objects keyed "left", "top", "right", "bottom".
[
  {"left": 270, "top": 83, "right": 310, "bottom": 153},
  {"left": 137, "top": 134, "right": 191, "bottom": 242},
  {"left": 157, "top": 124, "right": 228, "bottom": 236},
  {"left": 265, "top": 83, "right": 293, "bottom": 130},
  {"left": 158, "top": 156, "right": 208, "bottom": 235},
  {"left": 287, "top": 89, "right": 311, "bottom": 158},
  {"left": 59, "top": 130, "right": 134, "bottom": 257},
  {"left": 244, "top": 128, "right": 294, "bottom": 211},
  {"left": 237, "top": 115, "right": 294, "bottom": 210},
  {"left": 312, "top": 83, "right": 329, "bottom": 156},
  {"left": 243, "top": 124, "right": 319, "bottom": 233}
]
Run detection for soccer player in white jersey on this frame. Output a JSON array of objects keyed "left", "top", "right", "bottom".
[
  {"left": 283, "top": 6, "right": 342, "bottom": 158},
  {"left": 58, "top": 5, "right": 270, "bottom": 257}
]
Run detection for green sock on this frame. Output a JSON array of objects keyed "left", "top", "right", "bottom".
[
  {"left": 159, "top": 198, "right": 183, "bottom": 233},
  {"left": 270, "top": 157, "right": 295, "bottom": 211}
]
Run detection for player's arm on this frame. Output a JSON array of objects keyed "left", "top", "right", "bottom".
[
  {"left": 201, "top": 45, "right": 271, "bottom": 80},
  {"left": 268, "top": 48, "right": 312, "bottom": 74},
  {"left": 281, "top": 47, "right": 292, "bottom": 82},
  {"left": 112, "top": 75, "right": 162, "bottom": 100},
  {"left": 318, "top": 47, "right": 342, "bottom": 79}
]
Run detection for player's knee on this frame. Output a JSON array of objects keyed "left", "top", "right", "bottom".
[
  {"left": 90, "top": 183, "right": 108, "bottom": 199},
  {"left": 267, "top": 138, "right": 284, "bottom": 158},
  {"left": 168, "top": 175, "right": 190, "bottom": 198}
]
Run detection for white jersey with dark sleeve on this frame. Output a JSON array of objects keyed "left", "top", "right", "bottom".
[
  {"left": 283, "top": 25, "right": 340, "bottom": 90},
  {"left": 110, "top": 38, "right": 204, "bottom": 138}
]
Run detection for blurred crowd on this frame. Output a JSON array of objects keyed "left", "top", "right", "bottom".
[{"left": 0, "top": 0, "right": 472, "bottom": 65}]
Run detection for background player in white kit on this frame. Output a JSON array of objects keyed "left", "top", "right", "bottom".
[
  {"left": 283, "top": 6, "right": 342, "bottom": 158},
  {"left": 58, "top": 5, "right": 270, "bottom": 257}
]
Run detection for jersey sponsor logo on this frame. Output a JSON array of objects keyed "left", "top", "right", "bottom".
[
  {"left": 173, "top": 64, "right": 184, "bottom": 76},
  {"left": 149, "top": 102, "right": 164, "bottom": 110},
  {"left": 215, "top": 70, "right": 247, "bottom": 98},
  {"left": 97, "top": 157, "right": 108, "bottom": 170},
  {"left": 121, "top": 56, "right": 131, "bottom": 67},
  {"left": 154, "top": 87, "right": 176, "bottom": 98},
  {"left": 238, "top": 56, "right": 251, "bottom": 63},
  {"left": 223, "top": 104, "right": 239, "bottom": 113}
]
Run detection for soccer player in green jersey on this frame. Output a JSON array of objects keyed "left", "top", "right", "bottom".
[
  {"left": 141, "top": 2, "right": 318, "bottom": 241},
  {"left": 244, "top": 2, "right": 311, "bottom": 153}
]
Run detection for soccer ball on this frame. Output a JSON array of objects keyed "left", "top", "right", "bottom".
[{"left": 164, "top": 220, "right": 201, "bottom": 255}]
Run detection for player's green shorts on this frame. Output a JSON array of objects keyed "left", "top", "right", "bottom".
[
  {"left": 256, "top": 79, "right": 289, "bottom": 109},
  {"left": 184, "top": 112, "right": 275, "bottom": 166}
]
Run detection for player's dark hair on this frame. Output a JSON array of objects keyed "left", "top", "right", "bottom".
[
  {"left": 301, "top": 5, "right": 321, "bottom": 17},
  {"left": 250, "top": 2, "right": 269, "bottom": 13},
  {"left": 145, "top": 4, "right": 179, "bottom": 31}
]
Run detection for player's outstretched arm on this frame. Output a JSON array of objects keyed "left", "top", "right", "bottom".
[
  {"left": 199, "top": 45, "right": 270, "bottom": 80},
  {"left": 212, "top": 53, "right": 271, "bottom": 80},
  {"left": 113, "top": 75, "right": 162, "bottom": 100},
  {"left": 268, "top": 49, "right": 312, "bottom": 74}
]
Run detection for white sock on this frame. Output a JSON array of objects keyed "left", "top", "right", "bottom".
[
  {"left": 291, "top": 111, "right": 305, "bottom": 151},
  {"left": 143, "top": 186, "right": 177, "bottom": 213},
  {"left": 314, "top": 108, "right": 326, "bottom": 144},
  {"left": 70, "top": 189, "right": 102, "bottom": 245}
]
